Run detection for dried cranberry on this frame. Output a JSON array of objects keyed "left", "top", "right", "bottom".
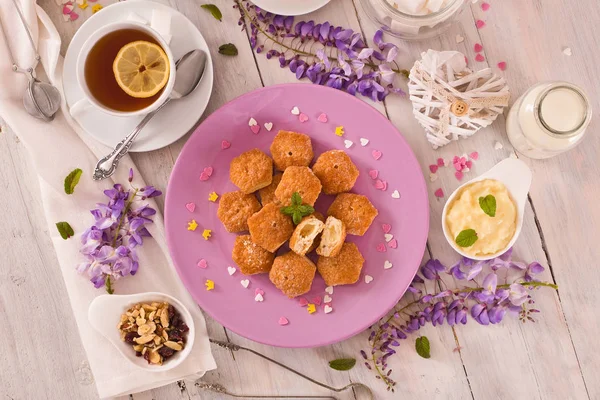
[
  {"left": 135, "top": 351, "right": 143, "bottom": 357},
  {"left": 169, "top": 329, "right": 183, "bottom": 342},
  {"left": 158, "top": 346, "right": 175, "bottom": 358},
  {"left": 171, "top": 315, "right": 181, "bottom": 328},
  {"left": 143, "top": 351, "right": 151, "bottom": 363},
  {"left": 124, "top": 332, "right": 139, "bottom": 344},
  {"left": 178, "top": 322, "right": 189, "bottom": 333},
  {"left": 168, "top": 305, "right": 175, "bottom": 319}
]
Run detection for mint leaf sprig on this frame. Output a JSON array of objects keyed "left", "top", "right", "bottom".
[
  {"left": 280, "top": 192, "right": 314, "bottom": 224},
  {"left": 479, "top": 195, "right": 497, "bottom": 217}
]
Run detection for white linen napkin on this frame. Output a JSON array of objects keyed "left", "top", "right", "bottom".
[{"left": 0, "top": 1, "right": 216, "bottom": 398}]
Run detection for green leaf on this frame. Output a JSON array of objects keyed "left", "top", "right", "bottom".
[
  {"left": 291, "top": 192, "right": 302, "bottom": 206},
  {"left": 280, "top": 206, "right": 296, "bottom": 216},
  {"left": 292, "top": 212, "right": 302, "bottom": 225},
  {"left": 55, "top": 221, "right": 74, "bottom": 240},
  {"left": 415, "top": 336, "right": 431, "bottom": 359},
  {"left": 456, "top": 229, "right": 478, "bottom": 247},
  {"left": 297, "top": 204, "right": 315, "bottom": 215},
  {"left": 64, "top": 168, "right": 83, "bottom": 195},
  {"left": 478, "top": 195, "right": 497, "bottom": 217},
  {"left": 328, "top": 358, "right": 356, "bottom": 371},
  {"left": 218, "top": 43, "right": 238, "bottom": 56},
  {"left": 200, "top": 4, "right": 222, "bottom": 21}
]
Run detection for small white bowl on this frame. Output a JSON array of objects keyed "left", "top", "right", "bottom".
[
  {"left": 441, "top": 158, "right": 532, "bottom": 261},
  {"left": 88, "top": 292, "right": 195, "bottom": 372}
]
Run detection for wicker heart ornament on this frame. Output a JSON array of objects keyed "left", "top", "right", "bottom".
[{"left": 408, "top": 49, "right": 510, "bottom": 148}]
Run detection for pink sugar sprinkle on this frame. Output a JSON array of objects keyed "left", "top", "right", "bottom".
[
  {"left": 368, "top": 169, "right": 379, "bottom": 179},
  {"left": 437, "top": 158, "right": 445, "bottom": 167},
  {"left": 389, "top": 239, "right": 398, "bottom": 249},
  {"left": 255, "top": 288, "right": 265, "bottom": 296},
  {"left": 474, "top": 43, "right": 483, "bottom": 53},
  {"left": 465, "top": 56, "right": 469, "bottom": 66},
  {"left": 434, "top": 188, "right": 444, "bottom": 198},
  {"left": 376, "top": 243, "right": 387, "bottom": 252},
  {"left": 250, "top": 125, "right": 260, "bottom": 134},
  {"left": 312, "top": 296, "right": 322, "bottom": 306},
  {"left": 453, "top": 162, "right": 463, "bottom": 172},
  {"left": 197, "top": 259, "right": 208, "bottom": 269},
  {"left": 475, "top": 54, "right": 485, "bottom": 62},
  {"left": 221, "top": 140, "right": 231, "bottom": 149},
  {"left": 476, "top": 20, "right": 485, "bottom": 29},
  {"left": 372, "top": 150, "right": 383, "bottom": 160},
  {"left": 298, "top": 298, "right": 309, "bottom": 307},
  {"left": 481, "top": 2, "right": 490, "bottom": 11},
  {"left": 185, "top": 202, "right": 196, "bottom": 212},
  {"left": 375, "top": 179, "right": 386, "bottom": 190},
  {"left": 469, "top": 151, "right": 479, "bottom": 160},
  {"left": 69, "top": 11, "right": 79, "bottom": 20},
  {"left": 278, "top": 317, "right": 289, "bottom": 326},
  {"left": 429, "top": 164, "right": 439, "bottom": 173},
  {"left": 497, "top": 61, "right": 507, "bottom": 71},
  {"left": 466, "top": 160, "right": 473, "bottom": 169},
  {"left": 455, "top": 171, "right": 464, "bottom": 180},
  {"left": 382, "top": 223, "right": 392, "bottom": 233}
]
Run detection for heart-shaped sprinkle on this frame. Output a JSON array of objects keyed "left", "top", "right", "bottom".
[
  {"left": 368, "top": 169, "right": 379, "bottom": 180},
  {"left": 204, "top": 167, "right": 213, "bottom": 176},
  {"left": 384, "top": 260, "right": 393, "bottom": 270},
  {"left": 384, "top": 233, "right": 393, "bottom": 242},
  {"left": 463, "top": 167, "right": 471, "bottom": 173},
  {"left": 255, "top": 288, "right": 265, "bottom": 296},
  {"left": 382, "top": 224, "right": 392, "bottom": 233},
  {"left": 497, "top": 61, "right": 507, "bottom": 71},
  {"left": 360, "top": 138, "right": 369, "bottom": 146},
  {"left": 389, "top": 239, "right": 398, "bottom": 249},
  {"left": 70, "top": 10, "right": 79, "bottom": 19},
  {"left": 475, "top": 53, "right": 485, "bottom": 62},
  {"left": 469, "top": 151, "right": 479, "bottom": 160},
  {"left": 372, "top": 150, "right": 382, "bottom": 160},
  {"left": 325, "top": 286, "right": 334, "bottom": 295},
  {"left": 317, "top": 113, "right": 328, "bottom": 123},
  {"left": 278, "top": 317, "right": 289, "bottom": 325},
  {"left": 376, "top": 243, "right": 386, "bottom": 252},
  {"left": 299, "top": 297, "right": 309, "bottom": 306},
  {"left": 298, "top": 113, "right": 309, "bottom": 122},
  {"left": 200, "top": 172, "right": 210, "bottom": 181},
  {"left": 344, "top": 140, "right": 354, "bottom": 148},
  {"left": 241, "top": 279, "right": 250, "bottom": 288},
  {"left": 62, "top": 14, "right": 70, "bottom": 21},
  {"left": 250, "top": 125, "right": 261, "bottom": 134},
  {"left": 474, "top": 43, "right": 483, "bottom": 53},
  {"left": 375, "top": 179, "right": 386, "bottom": 190},
  {"left": 255, "top": 293, "right": 264, "bottom": 302},
  {"left": 391, "top": 190, "right": 400, "bottom": 199},
  {"left": 324, "top": 305, "right": 333, "bottom": 314},
  {"left": 455, "top": 171, "right": 464, "bottom": 180},
  {"left": 312, "top": 296, "right": 321, "bottom": 306},
  {"left": 221, "top": 140, "right": 231, "bottom": 149},
  {"left": 563, "top": 47, "right": 572, "bottom": 56},
  {"left": 264, "top": 122, "right": 273, "bottom": 131},
  {"left": 364, "top": 275, "right": 374, "bottom": 284},
  {"left": 227, "top": 266, "right": 236, "bottom": 275},
  {"left": 291, "top": 106, "right": 300, "bottom": 115},
  {"left": 455, "top": 34, "right": 464, "bottom": 44},
  {"left": 197, "top": 259, "right": 208, "bottom": 269},
  {"left": 434, "top": 188, "right": 444, "bottom": 198},
  {"left": 429, "top": 173, "right": 438, "bottom": 182},
  {"left": 185, "top": 202, "right": 196, "bottom": 212},
  {"left": 481, "top": 2, "right": 490, "bottom": 11},
  {"left": 323, "top": 294, "right": 332, "bottom": 303},
  {"left": 476, "top": 19, "right": 485, "bottom": 29},
  {"left": 62, "top": 3, "right": 74, "bottom": 14},
  {"left": 494, "top": 141, "right": 503, "bottom": 150},
  {"left": 429, "top": 164, "right": 438, "bottom": 173},
  {"left": 437, "top": 158, "right": 445, "bottom": 167},
  {"left": 248, "top": 117, "right": 257, "bottom": 126}
]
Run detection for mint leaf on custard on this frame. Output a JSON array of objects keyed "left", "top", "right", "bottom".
[
  {"left": 456, "top": 229, "right": 478, "bottom": 247},
  {"left": 478, "top": 195, "right": 497, "bottom": 217}
]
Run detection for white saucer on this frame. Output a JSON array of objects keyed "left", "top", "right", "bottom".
[
  {"left": 63, "top": 0, "right": 214, "bottom": 152},
  {"left": 251, "top": 0, "right": 331, "bottom": 16}
]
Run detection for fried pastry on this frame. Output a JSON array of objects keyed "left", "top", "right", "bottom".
[
  {"left": 217, "top": 191, "right": 262, "bottom": 233},
  {"left": 316, "top": 216, "right": 346, "bottom": 257},
  {"left": 231, "top": 235, "right": 275, "bottom": 275},
  {"left": 270, "top": 130, "right": 313, "bottom": 171},
  {"left": 274, "top": 166, "right": 322, "bottom": 206},
  {"left": 247, "top": 202, "right": 294, "bottom": 252},
  {"left": 269, "top": 251, "right": 317, "bottom": 298},
  {"left": 258, "top": 173, "right": 282, "bottom": 205},
  {"left": 312, "top": 150, "right": 359, "bottom": 195},
  {"left": 327, "top": 193, "right": 378, "bottom": 236},
  {"left": 317, "top": 242, "right": 364, "bottom": 286},
  {"left": 230, "top": 148, "right": 273, "bottom": 193},
  {"left": 289, "top": 216, "right": 325, "bottom": 256}
]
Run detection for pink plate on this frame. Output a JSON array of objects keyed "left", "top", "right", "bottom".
[{"left": 165, "top": 84, "right": 429, "bottom": 348}]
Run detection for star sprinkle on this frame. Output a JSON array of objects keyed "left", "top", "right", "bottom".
[
  {"left": 335, "top": 126, "right": 345, "bottom": 136},
  {"left": 208, "top": 192, "right": 219, "bottom": 202},
  {"left": 205, "top": 279, "right": 214, "bottom": 291},
  {"left": 278, "top": 317, "right": 289, "bottom": 325},
  {"left": 187, "top": 220, "right": 198, "bottom": 231},
  {"left": 91, "top": 3, "right": 102, "bottom": 13},
  {"left": 77, "top": 0, "right": 88, "bottom": 9},
  {"left": 307, "top": 304, "right": 316, "bottom": 314},
  {"left": 202, "top": 229, "right": 212, "bottom": 240}
]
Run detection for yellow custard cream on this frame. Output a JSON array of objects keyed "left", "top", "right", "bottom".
[{"left": 446, "top": 179, "right": 517, "bottom": 257}]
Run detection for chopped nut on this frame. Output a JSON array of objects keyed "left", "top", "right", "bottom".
[
  {"left": 162, "top": 330, "right": 169, "bottom": 341},
  {"left": 154, "top": 335, "right": 162, "bottom": 345},
  {"left": 136, "top": 317, "right": 146, "bottom": 326},
  {"left": 142, "top": 304, "right": 157, "bottom": 312},
  {"left": 133, "top": 344, "right": 144, "bottom": 352},
  {"left": 138, "top": 324, "right": 153, "bottom": 336},
  {"left": 164, "top": 341, "right": 183, "bottom": 351},
  {"left": 140, "top": 308, "right": 146, "bottom": 319},
  {"left": 160, "top": 308, "right": 169, "bottom": 328},
  {"left": 132, "top": 309, "right": 140, "bottom": 317},
  {"left": 149, "top": 350, "right": 161, "bottom": 364},
  {"left": 148, "top": 310, "right": 156, "bottom": 321},
  {"left": 135, "top": 334, "right": 155, "bottom": 344}
]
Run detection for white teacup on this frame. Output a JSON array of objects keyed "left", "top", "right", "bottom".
[{"left": 71, "top": 20, "right": 176, "bottom": 119}]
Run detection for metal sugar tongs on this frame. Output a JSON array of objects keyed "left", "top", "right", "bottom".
[
  {"left": 0, "top": 0, "right": 61, "bottom": 121},
  {"left": 198, "top": 339, "right": 374, "bottom": 400}
]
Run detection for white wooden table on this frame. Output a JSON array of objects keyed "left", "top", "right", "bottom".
[{"left": 1, "top": 0, "right": 599, "bottom": 399}]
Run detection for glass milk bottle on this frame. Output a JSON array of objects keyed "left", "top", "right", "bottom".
[{"left": 506, "top": 82, "right": 592, "bottom": 159}]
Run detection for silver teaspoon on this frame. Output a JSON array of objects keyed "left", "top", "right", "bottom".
[{"left": 93, "top": 49, "right": 207, "bottom": 181}]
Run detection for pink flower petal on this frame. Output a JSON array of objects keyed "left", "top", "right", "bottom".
[
  {"left": 382, "top": 223, "right": 392, "bottom": 233},
  {"left": 481, "top": 2, "right": 490, "bottom": 11},
  {"left": 368, "top": 169, "right": 379, "bottom": 179},
  {"left": 389, "top": 239, "right": 398, "bottom": 249},
  {"left": 474, "top": 43, "right": 483, "bottom": 53},
  {"left": 372, "top": 150, "right": 383, "bottom": 160},
  {"left": 429, "top": 164, "right": 438, "bottom": 173},
  {"left": 437, "top": 158, "right": 445, "bottom": 167},
  {"left": 455, "top": 171, "right": 464, "bottom": 180},
  {"left": 497, "top": 61, "right": 507, "bottom": 71},
  {"left": 475, "top": 54, "right": 485, "bottom": 62},
  {"left": 469, "top": 151, "right": 479, "bottom": 160},
  {"left": 476, "top": 19, "right": 485, "bottom": 29},
  {"left": 278, "top": 317, "right": 289, "bottom": 326},
  {"left": 434, "top": 188, "right": 444, "bottom": 198},
  {"left": 298, "top": 298, "right": 309, "bottom": 307},
  {"left": 376, "top": 243, "right": 387, "bottom": 252}
]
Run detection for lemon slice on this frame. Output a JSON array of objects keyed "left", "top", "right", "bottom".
[{"left": 112, "top": 40, "right": 170, "bottom": 98}]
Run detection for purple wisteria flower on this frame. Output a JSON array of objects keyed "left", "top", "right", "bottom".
[
  {"left": 367, "top": 249, "right": 556, "bottom": 391},
  {"left": 235, "top": 0, "right": 407, "bottom": 101},
  {"left": 77, "top": 169, "right": 161, "bottom": 293}
]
